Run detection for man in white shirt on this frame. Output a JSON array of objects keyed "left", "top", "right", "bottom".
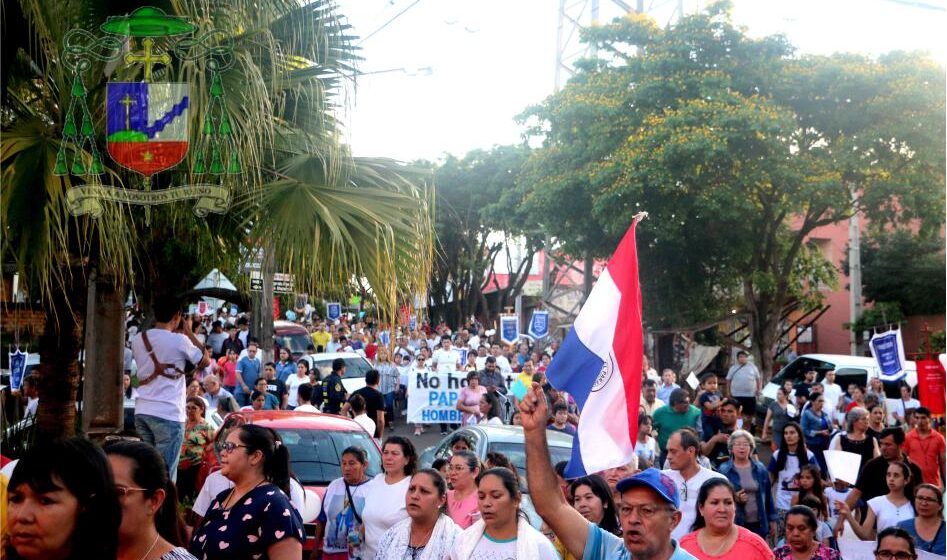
[
  {"left": 821, "top": 370, "right": 844, "bottom": 426},
  {"left": 131, "top": 294, "right": 209, "bottom": 480},
  {"left": 662, "top": 429, "right": 726, "bottom": 540},
  {"left": 725, "top": 350, "right": 762, "bottom": 432},
  {"left": 432, "top": 337, "right": 461, "bottom": 374},
  {"left": 490, "top": 344, "right": 513, "bottom": 375},
  {"left": 293, "top": 383, "right": 320, "bottom": 413}
]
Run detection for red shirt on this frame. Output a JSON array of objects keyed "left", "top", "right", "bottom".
[
  {"left": 217, "top": 357, "right": 237, "bottom": 387},
  {"left": 680, "top": 526, "right": 773, "bottom": 560},
  {"left": 364, "top": 342, "right": 378, "bottom": 361},
  {"left": 904, "top": 428, "right": 946, "bottom": 487}
]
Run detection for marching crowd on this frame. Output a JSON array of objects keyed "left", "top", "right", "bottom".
[{"left": 4, "top": 295, "right": 946, "bottom": 560}]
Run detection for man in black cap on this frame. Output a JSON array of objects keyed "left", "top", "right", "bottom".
[
  {"left": 321, "top": 357, "right": 348, "bottom": 414},
  {"left": 520, "top": 382, "right": 697, "bottom": 560}
]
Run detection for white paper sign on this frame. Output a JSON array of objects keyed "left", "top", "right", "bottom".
[
  {"left": 686, "top": 371, "right": 699, "bottom": 390},
  {"left": 824, "top": 449, "right": 862, "bottom": 485}
]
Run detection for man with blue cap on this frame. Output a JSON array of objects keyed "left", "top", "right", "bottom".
[{"left": 521, "top": 382, "right": 697, "bottom": 560}]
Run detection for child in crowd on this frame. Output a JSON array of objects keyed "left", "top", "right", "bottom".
[
  {"left": 635, "top": 415, "right": 658, "bottom": 468},
  {"left": 799, "top": 495, "right": 836, "bottom": 548},
  {"left": 697, "top": 373, "right": 723, "bottom": 432},
  {"left": 824, "top": 477, "right": 855, "bottom": 529},
  {"left": 792, "top": 465, "right": 829, "bottom": 518}
]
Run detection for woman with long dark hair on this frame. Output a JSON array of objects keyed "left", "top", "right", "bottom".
[
  {"left": 5, "top": 438, "right": 122, "bottom": 560},
  {"left": 177, "top": 396, "right": 215, "bottom": 500},
  {"left": 568, "top": 475, "right": 620, "bottom": 537},
  {"left": 189, "top": 424, "right": 304, "bottom": 559},
  {"left": 837, "top": 460, "right": 915, "bottom": 540},
  {"left": 768, "top": 421, "right": 817, "bottom": 538},
  {"left": 679, "top": 478, "right": 772, "bottom": 560},
  {"left": 477, "top": 392, "right": 504, "bottom": 426},
  {"left": 105, "top": 440, "right": 196, "bottom": 559}
]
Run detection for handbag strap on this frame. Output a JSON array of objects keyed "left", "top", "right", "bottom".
[
  {"left": 345, "top": 482, "right": 363, "bottom": 524},
  {"left": 138, "top": 330, "right": 186, "bottom": 386}
]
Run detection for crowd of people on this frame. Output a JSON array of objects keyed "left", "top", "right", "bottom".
[{"left": 4, "top": 298, "right": 946, "bottom": 560}]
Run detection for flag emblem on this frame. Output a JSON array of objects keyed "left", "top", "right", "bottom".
[{"left": 107, "top": 82, "right": 189, "bottom": 176}]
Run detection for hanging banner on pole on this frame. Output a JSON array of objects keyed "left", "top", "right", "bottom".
[
  {"left": 500, "top": 315, "right": 520, "bottom": 345},
  {"left": 528, "top": 311, "right": 550, "bottom": 339},
  {"left": 869, "top": 328, "right": 908, "bottom": 383},
  {"left": 916, "top": 359, "right": 946, "bottom": 414},
  {"left": 409, "top": 316, "right": 418, "bottom": 331},
  {"left": 9, "top": 350, "right": 27, "bottom": 391},
  {"left": 326, "top": 302, "right": 341, "bottom": 321}
]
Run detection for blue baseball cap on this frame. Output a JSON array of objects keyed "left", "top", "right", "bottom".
[{"left": 615, "top": 468, "right": 680, "bottom": 509}]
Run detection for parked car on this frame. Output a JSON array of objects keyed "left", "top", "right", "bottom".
[
  {"left": 273, "top": 320, "right": 312, "bottom": 360},
  {"left": 232, "top": 409, "right": 383, "bottom": 553},
  {"left": 761, "top": 353, "right": 917, "bottom": 401},
  {"left": 309, "top": 352, "right": 373, "bottom": 393}
]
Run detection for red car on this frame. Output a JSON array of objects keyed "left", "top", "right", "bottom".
[{"left": 234, "top": 410, "right": 382, "bottom": 553}]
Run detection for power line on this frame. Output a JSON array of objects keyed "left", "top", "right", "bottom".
[{"left": 357, "top": 0, "right": 423, "bottom": 45}]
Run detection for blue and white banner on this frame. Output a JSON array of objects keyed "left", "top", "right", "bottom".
[
  {"left": 409, "top": 316, "right": 418, "bottom": 331},
  {"left": 9, "top": 350, "right": 27, "bottom": 391},
  {"left": 500, "top": 315, "right": 520, "bottom": 345},
  {"left": 528, "top": 310, "right": 550, "bottom": 339},
  {"left": 869, "top": 328, "right": 908, "bottom": 383},
  {"left": 458, "top": 348, "right": 468, "bottom": 366},
  {"left": 378, "top": 330, "right": 391, "bottom": 347},
  {"left": 326, "top": 302, "right": 342, "bottom": 321}
]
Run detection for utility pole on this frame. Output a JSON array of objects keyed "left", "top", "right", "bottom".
[{"left": 848, "top": 184, "right": 863, "bottom": 355}]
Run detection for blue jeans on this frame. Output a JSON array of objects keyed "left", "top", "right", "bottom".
[{"left": 135, "top": 414, "right": 185, "bottom": 481}]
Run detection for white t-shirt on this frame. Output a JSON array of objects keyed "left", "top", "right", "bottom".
[
  {"left": 353, "top": 413, "right": 376, "bottom": 436},
  {"left": 825, "top": 486, "right": 852, "bottom": 526},
  {"left": 770, "top": 449, "right": 817, "bottom": 511},
  {"left": 494, "top": 355, "right": 513, "bottom": 375},
  {"left": 361, "top": 474, "right": 411, "bottom": 560},
  {"left": 726, "top": 362, "right": 760, "bottom": 397},
  {"left": 821, "top": 381, "right": 844, "bottom": 413},
  {"left": 635, "top": 436, "right": 658, "bottom": 467},
  {"left": 320, "top": 477, "right": 371, "bottom": 555},
  {"left": 131, "top": 329, "right": 204, "bottom": 422},
  {"left": 868, "top": 495, "right": 915, "bottom": 532},
  {"left": 25, "top": 397, "right": 38, "bottom": 417},
  {"left": 192, "top": 470, "right": 305, "bottom": 517},
  {"left": 451, "top": 533, "right": 560, "bottom": 560},
  {"left": 662, "top": 467, "right": 727, "bottom": 540},
  {"left": 893, "top": 398, "right": 921, "bottom": 421},
  {"left": 295, "top": 404, "right": 319, "bottom": 413},
  {"left": 433, "top": 348, "right": 461, "bottom": 373},
  {"left": 285, "top": 374, "right": 308, "bottom": 407}
]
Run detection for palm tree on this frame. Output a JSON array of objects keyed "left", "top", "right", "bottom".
[{"left": 2, "top": 0, "right": 432, "bottom": 439}]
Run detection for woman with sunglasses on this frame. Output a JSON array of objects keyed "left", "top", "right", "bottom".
[
  {"left": 189, "top": 425, "right": 304, "bottom": 560},
  {"left": 105, "top": 440, "right": 197, "bottom": 560},
  {"left": 896, "top": 483, "right": 944, "bottom": 555}
]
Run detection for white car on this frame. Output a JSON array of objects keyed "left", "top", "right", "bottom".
[
  {"left": 761, "top": 353, "right": 917, "bottom": 401},
  {"left": 306, "top": 352, "right": 374, "bottom": 393}
]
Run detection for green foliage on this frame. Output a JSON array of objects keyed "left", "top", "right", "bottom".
[
  {"left": 858, "top": 230, "right": 946, "bottom": 316},
  {"left": 846, "top": 301, "right": 905, "bottom": 334},
  {"left": 425, "top": 145, "right": 538, "bottom": 325},
  {"left": 516, "top": 2, "right": 944, "bottom": 373}
]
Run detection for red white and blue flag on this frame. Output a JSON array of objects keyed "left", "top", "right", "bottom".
[{"left": 546, "top": 218, "right": 644, "bottom": 478}]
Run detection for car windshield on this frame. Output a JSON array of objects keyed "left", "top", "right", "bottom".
[
  {"left": 488, "top": 441, "right": 572, "bottom": 480},
  {"left": 274, "top": 428, "right": 381, "bottom": 485},
  {"left": 276, "top": 333, "right": 312, "bottom": 354},
  {"left": 312, "top": 358, "right": 372, "bottom": 380}
]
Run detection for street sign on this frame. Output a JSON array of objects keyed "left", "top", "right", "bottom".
[{"left": 248, "top": 270, "right": 295, "bottom": 294}]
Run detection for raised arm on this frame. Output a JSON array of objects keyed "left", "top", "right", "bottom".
[{"left": 521, "top": 383, "right": 590, "bottom": 558}]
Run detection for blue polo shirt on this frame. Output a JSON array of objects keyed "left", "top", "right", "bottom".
[
  {"left": 235, "top": 357, "right": 261, "bottom": 396},
  {"left": 583, "top": 522, "right": 696, "bottom": 560}
]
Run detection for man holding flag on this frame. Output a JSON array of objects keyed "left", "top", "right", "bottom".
[{"left": 523, "top": 216, "right": 696, "bottom": 559}]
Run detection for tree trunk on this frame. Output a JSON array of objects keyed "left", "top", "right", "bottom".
[{"left": 35, "top": 268, "right": 85, "bottom": 439}]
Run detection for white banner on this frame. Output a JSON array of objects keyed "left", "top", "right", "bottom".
[
  {"left": 824, "top": 449, "right": 862, "bottom": 485},
  {"left": 407, "top": 371, "right": 466, "bottom": 424}
]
